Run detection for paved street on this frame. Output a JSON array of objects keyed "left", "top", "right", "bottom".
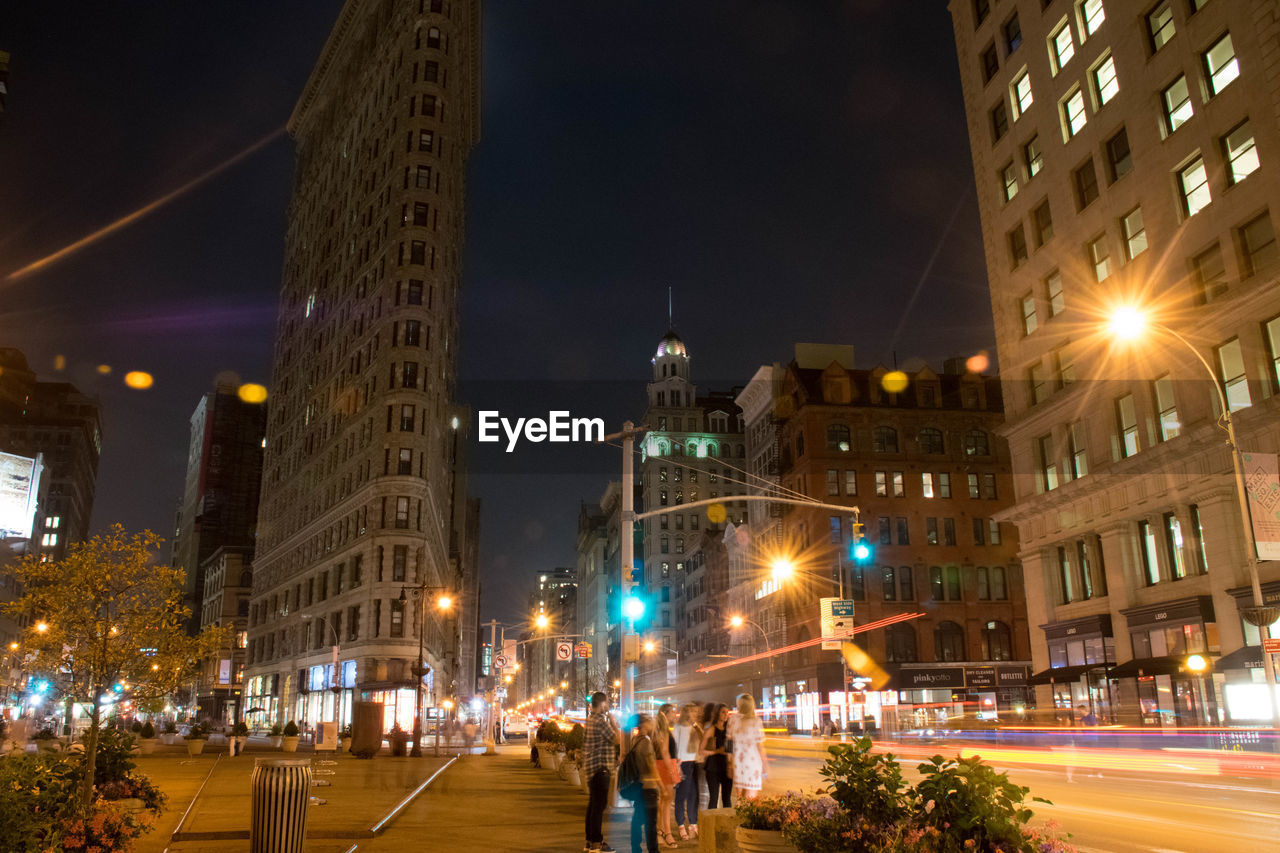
[{"left": 762, "top": 738, "right": 1280, "bottom": 853}]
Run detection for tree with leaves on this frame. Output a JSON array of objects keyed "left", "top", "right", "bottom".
[{"left": 5, "top": 524, "right": 231, "bottom": 813}]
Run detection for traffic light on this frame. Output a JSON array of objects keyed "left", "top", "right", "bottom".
[
  {"left": 852, "top": 537, "right": 872, "bottom": 563},
  {"left": 622, "top": 594, "right": 646, "bottom": 621}
]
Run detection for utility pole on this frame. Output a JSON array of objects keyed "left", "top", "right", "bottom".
[{"left": 620, "top": 421, "right": 638, "bottom": 718}]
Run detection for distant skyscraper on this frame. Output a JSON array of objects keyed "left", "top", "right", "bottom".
[
  {"left": 244, "top": 0, "right": 482, "bottom": 731},
  {"left": 949, "top": 0, "right": 1280, "bottom": 725},
  {"left": 0, "top": 51, "right": 10, "bottom": 127},
  {"left": 171, "top": 382, "right": 266, "bottom": 633},
  {"left": 0, "top": 348, "right": 101, "bottom": 562}
]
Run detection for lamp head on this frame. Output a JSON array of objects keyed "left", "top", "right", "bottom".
[
  {"left": 1109, "top": 306, "right": 1146, "bottom": 341},
  {"left": 729, "top": 615, "right": 744, "bottom": 628}
]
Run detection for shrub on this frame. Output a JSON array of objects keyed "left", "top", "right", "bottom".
[
  {"left": 911, "top": 754, "right": 1049, "bottom": 853},
  {"left": 232, "top": 721, "right": 249, "bottom": 737},
  {"left": 737, "top": 791, "right": 841, "bottom": 832},
  {"left": 562, "top": 723, "right": 585, "bottom": 754},
  {"left": 535, "top": 720, "right": 563, "bottom": 744},
  {"left": 820, "top": 739, "right": 908, "bottom": 829},
  {"left": 139, "top": 721, "right": 155, "bottom": 739},
  {"left": 35, "top": 724, "right": 58, "bottom": 739},
  {"left": 270, "top": 723, "right": 283, "bottom": 736},
  {"left": 0, "top": 750, "right": 81, "bottom": 852},
  {"left": 58, "top": 800, "right": 156, "bottom": 853},
  {"left": 184, "top": 725, "right": 207, "bottom": 741},
  {"left": 161, "top": 720, "right": 177, "bottom": 735},
  {"left": 129, "top": 720, "right": 143, "bottom": 733},
  {"left": 283, "top": 720, "right": 299, "bottom": 737}
]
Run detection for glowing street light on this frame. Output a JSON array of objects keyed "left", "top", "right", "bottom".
[
  {"left": 770, "top": 559, "right": 795, "bottom": 581},
  {"left": 436, "top": 595, "right": 453, "bottom": 610},
  {"left": 643, "top": 641, "right": 656, "bottom": 654},
  {"left": 35, "top": 622, "right": 48, "bottom": 633},
  {"left": 1186, "top": 654, "right": 1207, "bottom": 673},
  {"left": 1107, "top": 306, "right": 1147, "bottom": 341},
  {"left": 534, "top": 612, "right": 550, "bottom": 630},
  {"left": 729, "top": 616, "right": 744, "bottom": 628}
]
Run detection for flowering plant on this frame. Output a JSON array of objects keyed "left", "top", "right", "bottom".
[
  {"left": 736, "top": 790, "right": 841, "bottom": 831},
  {"left": 54, "top": 801, "right": 155, "bottom": 853}
]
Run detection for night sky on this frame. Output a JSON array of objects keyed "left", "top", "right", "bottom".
[{"left": 0, "top": 1, "right": 992, "bottom": 624}]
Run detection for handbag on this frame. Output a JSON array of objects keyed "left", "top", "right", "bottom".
[{"left": 657, "top": 756, "right": 682, "bottom": 786}]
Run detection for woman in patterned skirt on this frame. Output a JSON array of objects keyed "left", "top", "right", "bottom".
[{"left": 728, "top": 693, "right": 767, "bottom": 800}]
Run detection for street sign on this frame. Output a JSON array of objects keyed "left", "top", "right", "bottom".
[
  {"left": 820, "top": 598, "right": 856, "bottom": 650},
  {"left": 555, "top": 641, "right": 573, "bottom": 661},
  {"left": 575, "top": 642, "right": 592, "bottom": 659},
  {"left": 1263, "top": 638, "right": 1280, "bottom": 654},
  {"left": 494, "top": 654, "right": 510, "bottom": 669}
]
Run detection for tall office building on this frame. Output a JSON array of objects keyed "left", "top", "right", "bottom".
[
  {"left": 244, "top": 0, "right": 482, "bottom": 731},
  {"left": 0, "top": 349, "right": 101, "bottom": 562},
  {"left": 172, "top": 381, "right": 267, "bottom": 633},
  {"left": 949, "top": 0, "right": 1280, "bottom": 725}
]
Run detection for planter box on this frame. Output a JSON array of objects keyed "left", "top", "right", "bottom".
[
  {"left": 560, "top": 762, "right": 581, "bottom": 787},
  {"left": 269, "top": 735, "right": 283, "bottom": 748},
  {"left": 137, "top": 738, "right": 157, "bottom": 755},
  {"left": 697, "top": 809, "right": 740, "bottom": 853},
  {"left": 281, "top": 736, "right": 300, "bottom": 753},
  {"left": 161, "top": 733, "right": 177, "bottom": 745},
  {"left": 185, "top": 739, "right": 206, "bottom": 756},
  {"left": 735, "top": 827, "right": 798, "bottom": 853}
]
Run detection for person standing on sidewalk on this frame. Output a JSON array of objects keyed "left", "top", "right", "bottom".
[
  {"left": 620, "top": 714, "right": 661, "bottom": 853},
  {"left": 729, "top": 693, "right": 767, "bottom": 802},
  {"left": 700, "top": 703, "right": 731, "bottom": 808},
  {"left": 672, "top": 703, "right": 701, "bottom": 840},
  {"left": 584, "top": 692, "right": 621, "bottom": 853}
]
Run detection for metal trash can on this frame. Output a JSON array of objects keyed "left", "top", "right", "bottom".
[{"left": 250, "top": 757, "right": 312, "bottom": 853}]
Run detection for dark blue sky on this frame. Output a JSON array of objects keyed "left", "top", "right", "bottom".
[{"left": 0, "top": 1, "right": 991, "bottom": 623}]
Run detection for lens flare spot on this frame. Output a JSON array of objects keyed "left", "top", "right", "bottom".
[
  {"left": 707, "top": 503, "right": 727, "bottom": 524},
  {"left": 238, "top": 383, "right": 268, "bottom": 404},
  {"left": 966, "top": 351, "right": 990, "bottom": 374},
  {"left": 53, "top": 355, "right": 67, "bottom": 371},
  {"left": 124, "top": 371, "right": 154, "bottom": 390},
  {"left": 881, "top": 370, "right": 909, "bottom": 393},
  {"left": 96, "top": 364, "right": 112, "bottom": 375}
]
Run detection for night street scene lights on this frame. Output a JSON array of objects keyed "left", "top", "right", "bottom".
[
  {"left": 1107, "top": 306, "right": 1280, "bottom": 726},
  {"left": 397, "top": 585, "right": 457, "bottom": 757}
]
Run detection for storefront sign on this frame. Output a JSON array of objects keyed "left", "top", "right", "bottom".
[
  {"left": 996, "top": 665, "right": 1029, "bottom": 686},
  {"left": 218, "top": 659, "right": 231, "bottom": 686},
  {"left": 1242, "top": 452, "right": 1280, "bottom": 560},
  {"left": 897, "top": 667, "right": 965, "bottom": 689},
  {"left": 964, "top": 667, "right": 997, "bottom": 689}
]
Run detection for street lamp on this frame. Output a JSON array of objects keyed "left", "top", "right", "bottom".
[
  {"left": 1109, "top": 307, "right": 1280, "bottom": 726},
  {"left": 398, "top": 584, "right": 454, "bottom": 757}
]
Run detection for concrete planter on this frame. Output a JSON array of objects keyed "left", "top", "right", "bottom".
[
  {"left": 281, "top": 735, "right": 300, "bottom": 753},
  {"left": 160, "top": 733, "right": 177, "bottom": 745},
  {"left": 560, "top": 761, "right": 580, "bottom": 787},
  {"left": 546, "top": 749, "right": 563, "bottom": 770},
  {"left": 735, "top": 827, "right": 798, "bottom": 853},
  {"left": 269, "top": 735, "right": 283, "bottom": 748},
  {"left": 185, "top": 739, "right": 206, "bottom": 756},
  {"left": 137, "top": 737, "right": 157, "bottom": 755}
]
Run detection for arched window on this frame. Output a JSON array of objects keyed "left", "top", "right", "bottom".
[
  {"left": 934, "top": 620, "right": 966, "bottom": 662},
  {"left": 885, "top": 624, "right": 918, "bottom": 662},
  {"left": 827, "top": 424, "right": 851, "bottom": 451},
  {"left": 426, "top": 26, "right": 442, "bottom": 48},
  {"left": 965, "top": 429, "right": 990, "bottom": 457},
  {"left": 240, "top": 570, "right": 253, "bottom": 587},
  {"left": 873, "top": 426, "right": 898, "bottom": 453},
  {"left": 918, "top": 427, "right": 944, "bottom": 454},
  {"left": 708, "top": 443, "right": 718, "bottom": 457},
  {"left": 981, "top": 620, "right": 1013, "bottom": 661},
  {"left": 882, "top": 566, "right": 896, "bottom": 601}
]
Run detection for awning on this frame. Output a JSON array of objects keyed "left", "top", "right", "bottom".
[
  {"left": 1106, "top": 656, "right": 1196, "bottom": 679},
  {"left": 1215, "top": 646, "right": 1263, "bottom": 671},
  {"left": 1028, "top": 664, "right": 1102, "bottom": 685}
]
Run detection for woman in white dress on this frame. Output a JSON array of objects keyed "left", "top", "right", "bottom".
[{"left": 728, "top": 693, "right": 767, "bottom": 800}]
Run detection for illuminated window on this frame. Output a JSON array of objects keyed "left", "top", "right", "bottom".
[
  {"left": 1009, "top": 224, "right": 1028, "bottom": 267},
  {"left": 1058, "top": 547, "right": 1075, "bottom": 602},
  {"left": 418, "top": 130, "right": 434, "bottom": 152},
  {"left": 1189, "top": 505, "right": 1209, "bottom": 574},
  {"left": 1063, "top": 88, "right": 1087, "bottom": 138},
  {"left": 1148, "top": 4, "right": 1175, "bottom": 51},
  {"left": 1204, "top": 33, "right": 1239, "bottom": 96},
  {"left": 1050, "top": 22, "right": 1075, "bottom": 71},
  {"left": 1089, "top": 234, "right": 1112, "bottom": 282},
  {"left": 41, "top": 532, "right": 57, "bottom": 547},
  {"left": 1093, "top": 54, "right": 1118, "bottom": 106},
  {"left": 46, "top": 515, "right": 60, "bottom": 530},
  {"left": 892, "top": 471, "right": 905, "bottom": 498},
  {"left": 1192, "top": 243, "right": 1227, "bottom": 303},
  {"left": 965, "top": 430, "right": 990, "bottom": 457},
  {"left": 844, "top": 470, "right": 857, "bottom": 495},
  {"left": 394, "top": 497, "right": 410, "bottom": 529},
  {"left": 390, "top": 599, "right": 404, "bottom": 637},
  {"left": 1078, "top": 0, "right": 1105, "bottom": 37},
  {"left": 1139, "top": 520, "right": 1160, "bottom": 585},
  {"left": 1116, "top": 393, "right": 1139, "bottom": 457},
  {"left": 1021, "top": 293, "right": 1038, "bottom": 335},
  {"left": 981, "top": 621, "right": 1013, "bottom": 661},
  {"left": 875, "top": 471, "right": 887, "bottom": 497},
  {"left": 1001, "top": 162, "right": 1019, "bottom": 201},
  {"left": 1123, "top": 207, "right": 1147, "bottom": 259},
  {"left": 1216, "top": 338, "right": 1251, "bottom": 411},
  {"left": 922, "top": 472, "right": 935, "bottom": 498},
  {"left": 1165, "top": 513, "right": 1188, "bottom": 579},
  {"left": 926, "top": 517, "right": 939, "bottom": 545},
  {"left": 1028, "top": 362, "right": 1049, "bottom": 405},
  {"left": 826, "top": 469, "right": 840, "bottom": 496},
  {"left": 1012, "top": 70, "right": 1033, "bottom": 117},
  {"left": 1178, "top": 157, "right": 1211, "bottom": 217},
  {"left": 1222, "top": 121, "right": 1259, "bottom": 185},
  {"left": 1163, "top": 76, "right": 1192, "bottom": 133},
  {"left": 1037, "top": 434, "right": 1058, "bottom": 491},
  {"left": 1154, "top": 375, "right": 1179, "bottom": 440},
  {"left": 1024, "top": 135, "right": 1043, "bottom": 177},
  {"left": 939, "top": 473, "right": 951, "bottom": 498},
  {"left": 827, "top": 424, "right": 851, "bottom": 451}
]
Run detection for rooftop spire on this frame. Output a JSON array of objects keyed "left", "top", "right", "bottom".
[{"left": 668, "top": 285, "right": 673, "bottom": 329}]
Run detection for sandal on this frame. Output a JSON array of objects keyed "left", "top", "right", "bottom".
[
  {"left": 661, "top": 832, "right": 679, "bottom": 848},
  {"left": 678, "top": 826, "right": 689, "bottom": 840}
]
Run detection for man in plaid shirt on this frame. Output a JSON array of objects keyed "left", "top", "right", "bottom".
[{"left": 584, "top": 691, "right": 620, "bottom": 852}]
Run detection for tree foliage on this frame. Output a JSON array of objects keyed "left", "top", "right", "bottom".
[{"left": 4, "top": 524, "right": 231, "bottom": 811}]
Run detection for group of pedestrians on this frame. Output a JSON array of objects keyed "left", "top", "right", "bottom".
[{"left": 581, "top": 691, "right": 769, "bottom": 853}]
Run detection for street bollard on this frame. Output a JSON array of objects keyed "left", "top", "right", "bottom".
[{"left": 250, "top": 757, "right": 312, "bottom": 853}]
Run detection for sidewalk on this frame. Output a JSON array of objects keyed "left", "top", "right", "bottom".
[{"left": 361, "top": 745, "right": 701, "bottom": 853}]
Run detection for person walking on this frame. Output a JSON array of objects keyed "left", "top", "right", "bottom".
[
  {"left": 672, "top": 703, "right": 701, "bottom": 840},
  {"left": 728, "top": 694, "right": 767, "bottom": 801},
  {"left": 654, "top": 703, "right": 680, "bottom": 849},
  {"left": 583, "top": 692, "right": 621, "bottom": 853},
  {"left": 700, "top": 703, "right": 731, "bottom": 808},
  {"left": 620, "top": 714, "right": 661, "bottom": 853}
]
